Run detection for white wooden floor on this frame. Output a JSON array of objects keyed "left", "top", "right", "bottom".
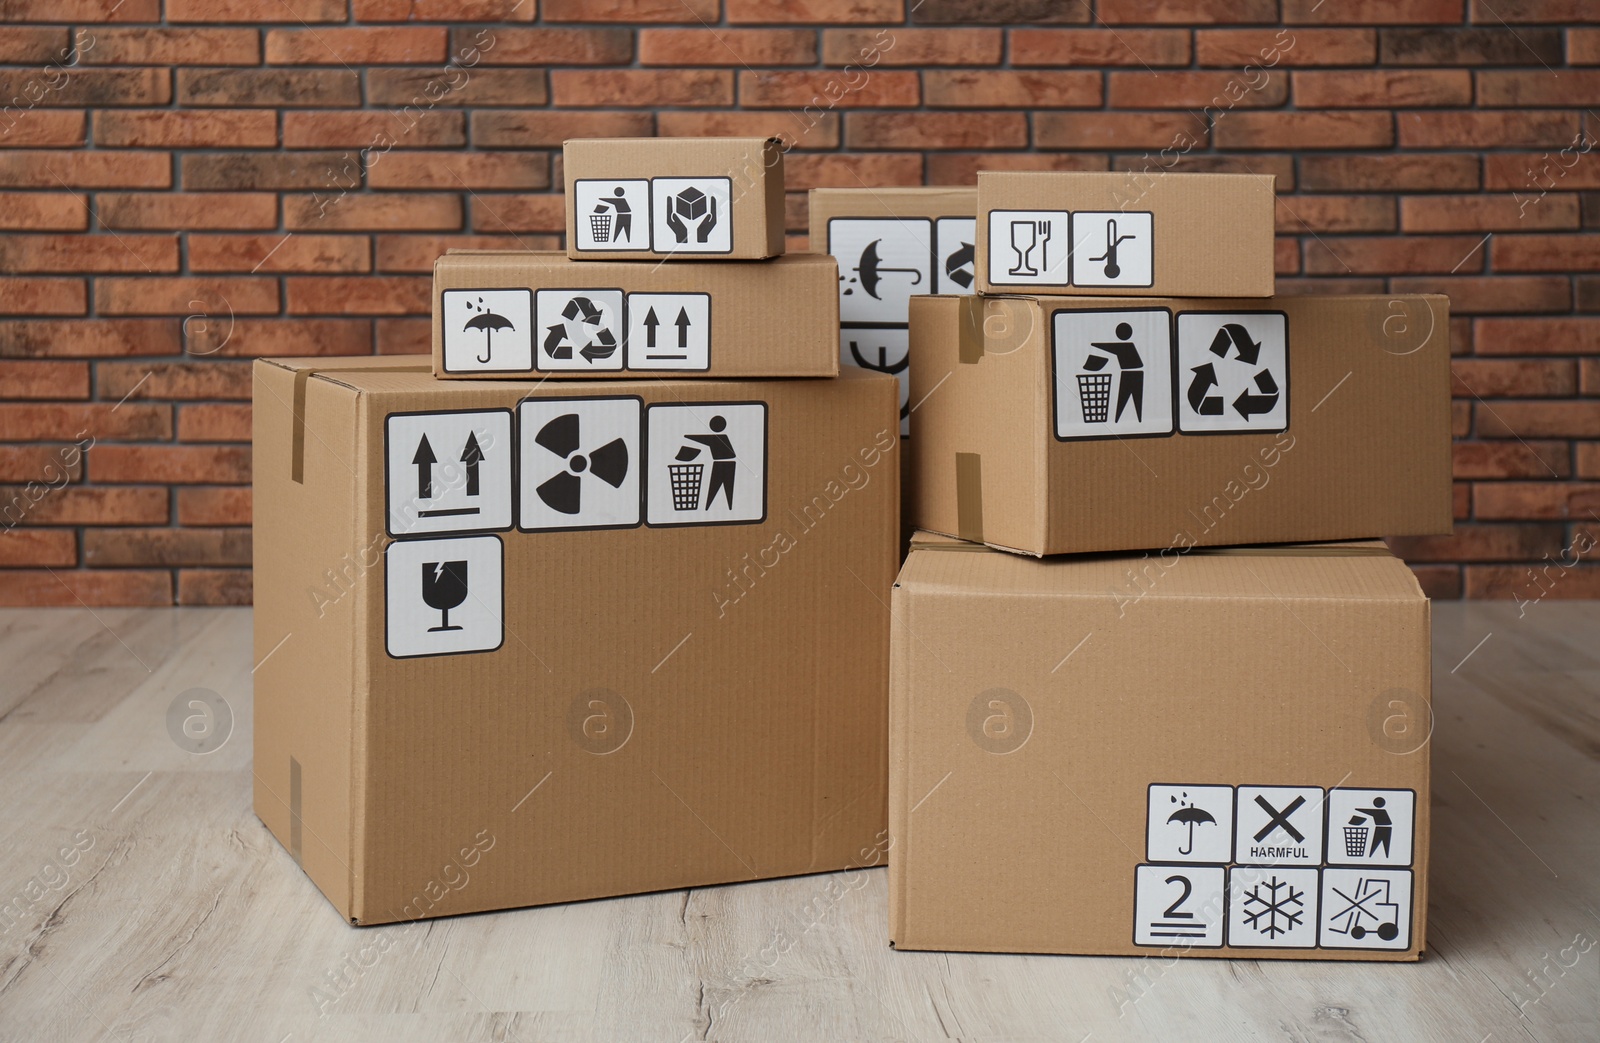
[{"left": 0, "top": 603, "right": 1596, "bottom": 1043}]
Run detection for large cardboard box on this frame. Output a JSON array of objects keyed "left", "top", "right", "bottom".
[
  {"left": 907, "top": 293, "right": 1452, "bottom": 556},
  {"left": 890, "top": 534, "right": 1431, "bottom": 960},
  {"left": 432, "top": 251, "right": 838, "bottom": 379},
  {"left": 808, "top": 187, "right": 978, "bottom": 438},
  {"left": 564, "top": 137, "right": 785, "bottom": 261},
  {"left": 976, "top": 171, "right": 1275, "bottom": 297},
  {"left": 252, "top": 357, "right": 899, "bottom": 924}
]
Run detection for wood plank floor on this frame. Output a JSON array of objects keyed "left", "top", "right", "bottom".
[{"left": 0, "top": 603, "right": 1596, "bottom": 1042}]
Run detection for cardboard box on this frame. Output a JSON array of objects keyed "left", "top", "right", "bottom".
[
  {"left": 890, "top": 534, "right": 1431, "bottom": 960},
  {"left": 808, "top": 187, "right": 978, "bottom": 438},
  {"left": 432, "top": 251, "right": 838, "bottom": 379},
  {"left": 252, "top": 357, "right": 899, "bottom": 924},
  {"left": 976, "top": 171, "right": 1275, "bottom": 297},
  {"left": 907, "top": 293, "right": 1452, "bottom": 556},
  {"left": 564, "top": 137, "right": 785, "bottom": 261}
]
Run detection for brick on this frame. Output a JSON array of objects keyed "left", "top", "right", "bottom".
[
  {"left": 0, "top": 319, "right": 178, "bottom": 357},
  {"left": 1583, "top": 358, "right": 1600, "bottom": 395},
  {"left": 1037, "top": 112, "right": 1205, "bottom": 150},
  {"left": 1474, "top": 483, "right": 1600, "bottom": 520},
  {"left": 0, "top": 361, "right": 86, "bottom": 399},
  {"left": 1099, "top": 0, "right": 1275, "bottom": 22},
  {"left": 266, "top": 28, "right": 447, "bottom": 64},
  {"left": 1195, "top": 28, "right": 1372, "bottom": 66},
  {"left": 550, "top": 70, "right": 729, "bottom": 107},
  {"left": 99, "top": 360, "right": 252, "bottom": 401},
  {"left": 376, "top": 235, "right": 528, "bottom": 273},
  {"left": 84, "top": 528, "right": 251, "bottom": 567},
  {"left": 467, "top": 194, "right": 563, "bottom": 234},
  {"left": 286, "top": 276, "right": 430, "bottom": 315},
  {"left": 284, "top": 110, "right": 464, "bottom": 149},
  {"left": 183, "top": 152, "right": 352, "bottom": 192},
  {"left": 285, "top": 192, "right": 462, "bottom": 231},
  {"left": 822, "top": 28, "right": 997, "bottom": 65},
  {"left": 1276, "top": 195, "right": 1396, "bottom": 234},
  {"left": 353, "top": 0, "right": 535, "bottom": 20},
  {"left": 0, "top": 67, "right": 169, "bottom": 107},
  {"left": 368, "top": 67, "right": 547, "bottom": 108},
  {"left": 0, "top": 233, "right": 177, "bottom": 274},
  {"left": 741, "top": 69, "right": 918, "bottom": 108},
  {"left": 1402, "top": 193, "right": 1579, "bottom": 232},
  {"left": 0, "top": 402, "right": 170, "bottom": 440},
  {"left": 0, "top": 530, "right": 75, "bottom": 567},
  {"left": 0, "top": 28, "right": 67, "bottom": 62},
  {"left": 1109, "top": 71, "right": 1286, "bottom": 109},
  {"left": 0, "top": 570, "right": 170, "bottom": 608},
  {"left": 95, "top": 277, "right": 279, "bottom": 316},
  {"left": 473, "top": 110, "right": 650, "bottom": 148},
  {"left": 0, "top": 194, "right": 86, "bottom": 232},
  {"left": 1408, "top": 564, "right": 1461, "bottom": 599},
  {"left": 1476, "top": 317, "right": 1600, "bottom": 355},
  {"left": 656, "top": 111, "right": 839, "bottom": 150},
  {"left": 1392, "top": 276, "right": 1569, "bottom": 314},
  {"left": 1285, "top": 0, "right": 1459, "bottom": 23},
  {"left": 99, "top": 192, "right": 278, "bottom": 231},
  {"left": 1481, "top": 71, "right": 1600, "bottom": 107},
  {"left": 0, "top": 485, "right": 167, "bottom": 526},
  {"left": 1453, "top": 359, "right": 1577, "bottom": 398},
  {"left": 913, "top": 0, "right": 1084, "bottom": 22},
  {"left": 1216, "top": 112, "right": 1393, "bottom": 150},
  {"left": 1389, "top": 523, "right": 1565, "bottom": 562},
  {"left": 1275, "top": 237, "right": 1300, "bottom": 276},
  {"left": 931, "top": 153, "right": 1109, "bottom": 182},
  {"left": 1477, "top": 402, "right": 1600, "bottom": 438},
  {"left": 1116, "top": 152, "right": 1294, "bottom": 183},
  {"left": 167, "top": 0, "right": 344, "bottom": 21},
  {"left": 784, "top": 152, "right": 924, "bottom": 189},
  {"left": 189, "top": 234, "right": 371, "bottom": 274},
  {"left": 96, "top": 110, "right": 278, "bottom": 149},
  {"left": 1473, "top": 0, "right": 1600, "bottom": 23},
  {"left": 376, "top": 317, "right": 430, "bottom": 354},
  {"left": 1300, "top": 154, "right": 1479, "bottom": 191},
  {"left": 1484, "top": 152, "right": 1600, "bottom": 192},
  {"left": 90, "top": 445, "right": 251, "bottom": 484},
  {"left": 177, "top": 487, "right": 250, "bottom": 526},
  {"left": 185, "top": 317, "right": 373, "bottom": 357},
  {"left": 1304, "top": 235, "right": 1487, "bottom": 276},
  {"left": 543, "top": 0, "right": 717, "bottom": 21},
  {"left": 847, "top": 111, "right": 1026, "bottom": 149},
  {"left": 178, "top": 403, "right": 252, "bottom": 441},
  {"left": 81, "top": 28, "right": 260, "bottom": 65},
  {"left": 1397, "top": 112, "right": 1579, "bottom": 150},
  {"left": 727, "top": 0, "right": 900, "bottom": 22},
  {"left": 1575, "top": 29, "right": 1600, "bottom": 64},
  {"left": 178, "top": 569, "right": 252, "bottom": 606},
  {"left": 0, "top": 445, "right": 84, "bottom": 485},
  {"left": 930, "top": 70, "right": 1101, "bottom": 108},
  {"left": 1581, "top": 444, "right": 1600, "bottom": 478},
  {"left": 1494, "top": 234, "right": 1600, "bottom": 272},
  {"left": 2, "top": 0, "right": 158, "bottom": 16},
  {"left": 451, "top": 28, "right": 623, "bottom": 67},
  {"left": 0, "top": 112, "right": 86, "bottom": 147},
  {"left": 0, "top": 278, "right": 85, "bottom": 315},
  {"left": 0, "top": 151, "right": 168, "bottom": 188},
  {"left": 1380, "top": 27, "right": 1561, "bottom": 65},
  {"left": 1295, "top": 70, "right": 1470, "bottom": 108},
  {"left": 1453, "top": 441, "right": 1570, "bottom": 479},
  {"left": 367, "top": 152, "right": 550, "bottom": 190},
  {"left": 1013, "top": 28, "right": 1189, "bottom": 66},
  {"left": 178, "top": 69, "right": 358, "bottom": 108},
  {"left": 1466, "top": 565, "right": 1600, "bottom": 601}
]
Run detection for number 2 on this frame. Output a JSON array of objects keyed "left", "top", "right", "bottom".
[{"left": 1162, "top": 874, "right": 1195, "bottom": 920}]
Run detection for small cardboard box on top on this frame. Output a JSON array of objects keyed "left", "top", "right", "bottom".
[
  {"left": 890, "top": 533, "right": 1431, "bottom": 960},
  {"left": 906, "top": 293, "right": 1453, "bottom": 556},
  {"left": 252, "top": 357, "right": 899, "bottom": 924},
  {"left": 808, "top": 186, "right": 978, "bottom": 438},
  {"left": 433, "top": 251, "right": 838, "bottom": 379},
  {"left": 976, "top": 171, "right": 1275, "bottom": 298},
  {"left": 564, "top": 137, "right": 785, "bottom": 261}
]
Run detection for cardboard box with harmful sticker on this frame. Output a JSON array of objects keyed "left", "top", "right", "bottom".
[
  {"left": 976, "top": 171, "right": 1276, "bottom": 297},
  {"left": 889, "top": 533, "right": 1431, "bottom": 960},
  {"left": 433, "top": 251, "right": 838, "bottom": 379},
  {"left": 564, "top": 137, "right": 785, "bottom": 261},
  {"left": 906, "top": 293, "right": 1453, "bottom": 556},
  {"left": 808, "top": 187, "right": 978, "bottom": 438},
  {"left": 251, "top": 357, "right": 900, "bottom": 924}
]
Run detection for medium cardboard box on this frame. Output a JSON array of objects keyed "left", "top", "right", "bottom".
[
  {"left": 432, "top": 251, "right": 838, "bottom": 379},
  {"left": 976, "top": 171, "right": 1275, "bottom": 297},
  {"left": 808, "top": 187, "right": 978, "bottom": 438},
  {"left": 252, "top": 357, "right": 899, "bottom": 924},
  {"left": 564, "top": 137, "right": 785, "bottom": 261},
  {"left": 907, "top": 293, "right": 1452, "bottom": 556},
  {"left": 890, "top": 534, "right": 1431, "bottom": 960}
]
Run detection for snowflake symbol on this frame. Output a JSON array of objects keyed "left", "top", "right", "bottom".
[{"left": 1241, "top": 876, "right": 1305, "bottom": 938}]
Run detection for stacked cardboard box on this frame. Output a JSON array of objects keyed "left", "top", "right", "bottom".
[{"left": 891, "top": 171, "right": 1453, "bottom": 960}]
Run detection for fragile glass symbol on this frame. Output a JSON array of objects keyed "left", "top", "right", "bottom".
[
  {"left": 1008, "top": 219, "right": 1053, "bottom": 277},
  {"left": 422, "top": 560, "right": 468, "bottom": 632}
]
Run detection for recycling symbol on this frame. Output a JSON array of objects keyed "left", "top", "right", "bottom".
[
  {"left": 544, "top": 295, "right": 618, "bottom": 364},
  {"left": 1186, "top": 323, "right": 1279, "bottom": 421}
]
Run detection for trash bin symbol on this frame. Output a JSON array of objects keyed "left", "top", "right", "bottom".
[
  {"left": 669, "top": 462, "right": 704, "bottom": 511},
  {"left": 1343, "top": 824, "right": 1370, "bottom": 859},
  {"left": 590, "top": 212, "right": 613, "bottom": 243},
  {"left": 1077, "top": 372, "right": 1113, "bottom": 423}
]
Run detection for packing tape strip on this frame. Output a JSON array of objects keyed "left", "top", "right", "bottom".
[{"left": 290, "top": 364, "right": 430, "bottom": 483}]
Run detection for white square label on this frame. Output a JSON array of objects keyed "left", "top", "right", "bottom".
[
  {"left": 1072, "top": 211, "right": 1153, "bottom": 288},
  {"left": 1234, "top": 785, "right": 1326, "bottom": 867},
  {"left": 535, "top": 289, "right": 624, "bottom": 371},
  {"left": 1320, "top": 868, "right": 1412, "bottom": 949},
  {"left": 385, "top": 410, "right": 513, "bottom": 537},
  {"left": 626, "top": 292, "right": 710, "bottom": 370},
  {"left": 1325, "top": 788, "right": 1415, "bottom": 867},
  {"left": 1227, "top": 866, "right": 1319, "bottom": 948},
  {"left": 573, "top": 179, "right": 648, "bottom": 252},
  {"left": 518, "top": 397, "right": 641, "bottom": 532},
  {"left": 646, "top": 402, "right": 766, "bottom": 526},
  {"left": 1176, "top": 312, "right": 1289, "bottom": 433},
  {"left": 986, "top": 209, "right": 1069, "bottom": 287},
  {"left": 828, "top": 217, "right": 933, "bottom": 325},
  {"left": 935, "top": 217, "right": 976, "bottom": 293},
  {"left": 1134, "top": 865, "right": 1224, "bottom": 948},
  {"left": 385, "top": 535, "right": 503, "bottom": 659},
  {"left": 1051, "top": 309, "right": 1173, "bottom": 439},
  {"left": 441, "top": 289, "right": 532, "bottom": 373},
  {"left": 651, "top": 176, "right": 733, "bottom": 254},
  {"left": 841, "top": 328, "right": 910, "bottom": 437},
  {"left": 1147, "top": 784, "right": 1233, "bottom": 864}
]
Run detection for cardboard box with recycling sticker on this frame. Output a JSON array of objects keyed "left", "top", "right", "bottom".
[
  {"left": 889, "top": 534, "right": 1431, "bottom": 960},
  {"left": 906, "top": 293, "right": 1453, "bottom": 556},
  {"left": 433, "top": 251, "right": 838, "bottom": 380},
  {"left": 565, "top": 137, "right": 785, "bottom": 261}
]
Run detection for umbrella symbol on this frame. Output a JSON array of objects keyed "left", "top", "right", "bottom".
[
  {"left": 462, "top": 297, "right": 514, "bottom": 364},
  {"left": 845, "top": 239, "right": 923, "bottom": 301},
  {"left": 1167, "top": 792, "right": 1218, "bottom": 856}
]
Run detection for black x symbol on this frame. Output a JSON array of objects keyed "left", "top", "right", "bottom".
[{"left": 1252, "top": 794, "right": 1307, "bottom": 843}]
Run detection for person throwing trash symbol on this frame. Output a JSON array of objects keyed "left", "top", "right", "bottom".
[
  {"left": 678, "top": 415, "right": 737, "bottom": 510},
  {"left": 591, "top": 186, "right": 633, "bottom": 244}
]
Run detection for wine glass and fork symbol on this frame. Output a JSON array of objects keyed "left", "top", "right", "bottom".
[{"left": 1008, "top": 218, "right": 1053, "bottom": 277}]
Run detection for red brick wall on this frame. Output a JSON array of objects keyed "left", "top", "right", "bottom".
[{"left": 1, "top": 1, "right": 1596, "bottom": 605}]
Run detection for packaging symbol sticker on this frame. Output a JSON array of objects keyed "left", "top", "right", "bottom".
[
  {"left": 650, "top": 176, "right": 734, "bottom": 255},
  {"left": 841, "top": 328, "right": 910, "bottom": 437},
  {"left": 573, "top": 179, "right": 649, "bottom": 252},
  {"left": 385, "top": 410, "right": 514, "bottom": 537},
  {"left": 518, "top": 397, "right": 642, "bottom": 533},
  {"left": 1147, "top": 784, "right": 1234, "bottom": 864},
  {"left": 535, "top": 289, "right": 625, "bottom": 372},
  {"left": 385, "top": 535, "right": 504, "bottom": 659},
  {"left": 1051, "top": 309, "right": 1174, "bottom": 440},
  {"left": 441, "top": 289, "right": 533, "bottom": 373},
  {"left": 1319, "top": 868, "right": 1412, "bottom": 950},
  {"left": 626, "top": 292, "right": 710, "bottom": 370},
  {"left": 646, "top": 402, "right": 767, "bottom": 527},
  {"left": 935, "top": 217, "right": 977, "bottom": 293},
  {"left": 1234, "top": 785, "right": 1326, "bottom": 867},
  {"left": 1227, "top": 866, "right": 1319, "bottom": 948},
  {"left": 1133, "top": 864, "right": 1225, "bottom": 948},
  {"left": 1071, "top": 211, "right": 1154, "bottom": 288},
  {"left": 1325, "top": 788, "right": 1415, "bottom": 867},
  {"left": 828, "top": 217, "right": 933, "bottom": 325},
  {"left": 986, "top": 209, "right": 1070, "bottom": 287},
  {"left": 1176, "top": 311, "right": 1289, "bottom": 434}
]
